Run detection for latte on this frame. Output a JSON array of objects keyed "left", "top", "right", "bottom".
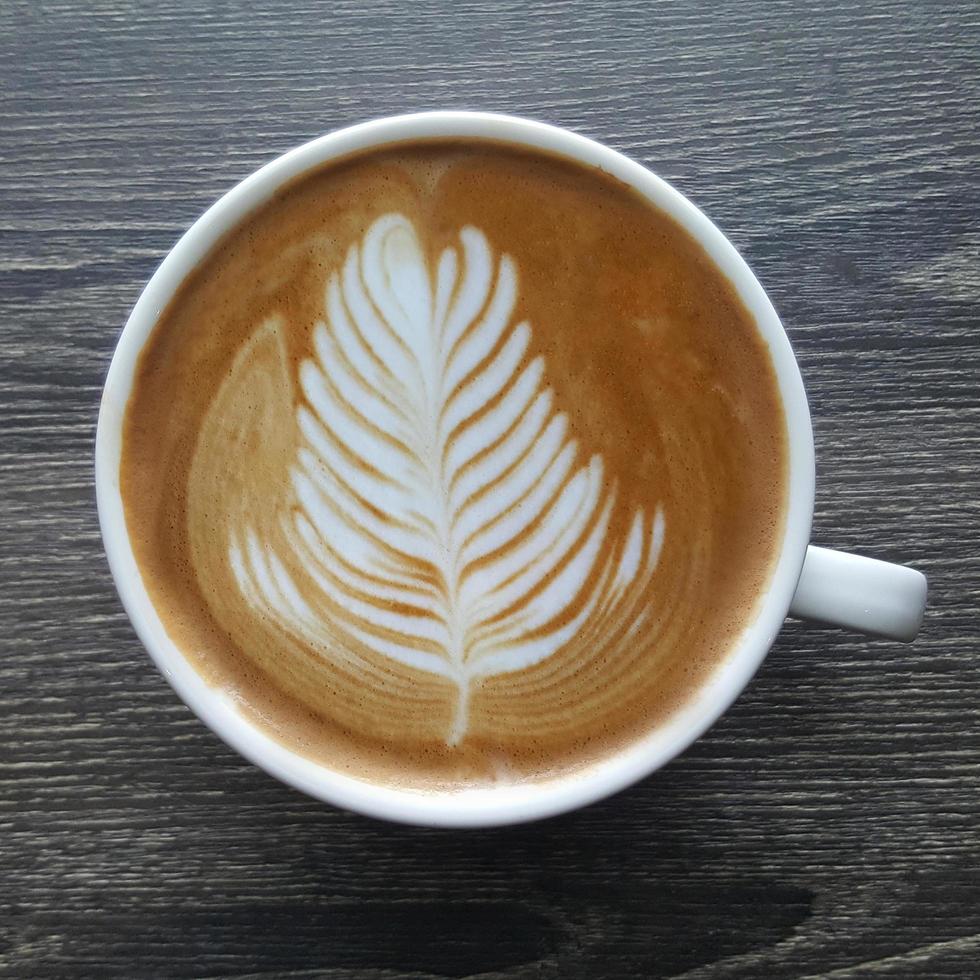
[{"left": 120, "top": 140, "right": 788, "bottom": 788}]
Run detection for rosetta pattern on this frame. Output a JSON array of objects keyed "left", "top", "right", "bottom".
[{"left": 228, "top": 214, "right": 665, "bottom": 744}]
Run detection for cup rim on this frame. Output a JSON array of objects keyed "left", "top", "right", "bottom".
[{"left": 96, "top": 110, "right": 815, "bottom": 827}]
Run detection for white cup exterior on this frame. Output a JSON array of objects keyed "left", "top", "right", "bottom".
[{"left": 96, "top": 112, "right": 815, "bottom": 826}]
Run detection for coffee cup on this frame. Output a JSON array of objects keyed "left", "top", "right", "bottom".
[{"left": 96, "top": 112, "right": 927, "bottom": 826}]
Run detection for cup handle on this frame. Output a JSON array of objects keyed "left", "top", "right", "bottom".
[{"left": 788, "top": 545, "right": 927, "bottom": 642}]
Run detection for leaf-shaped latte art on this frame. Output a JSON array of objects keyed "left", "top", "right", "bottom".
[{"left": 228, "top": 214, "right": 665, "bottom": 745}]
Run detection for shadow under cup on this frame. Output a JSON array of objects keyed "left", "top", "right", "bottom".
[{"left": 96, "top": 112, "right": 816, "bottom": 826}]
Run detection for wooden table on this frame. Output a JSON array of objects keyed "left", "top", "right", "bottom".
[{"left": 2, "top": 2, "right": 977, "bottom": 976}]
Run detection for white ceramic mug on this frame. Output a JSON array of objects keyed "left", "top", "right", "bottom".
[{"left": 96, "top": 112, "right": 927, "bottom": 827}]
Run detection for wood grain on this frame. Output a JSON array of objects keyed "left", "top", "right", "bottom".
[{"left": 1, "top": 0, "right": 977, "bottom": 977}]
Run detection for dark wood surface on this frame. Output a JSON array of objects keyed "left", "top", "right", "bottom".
[{"left": 2, "top": 1, "right": 978, "bottom": 977}]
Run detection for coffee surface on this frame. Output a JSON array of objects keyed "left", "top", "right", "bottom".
[{"left": 121, "top": 140, "right": 788, "bottom": 788}]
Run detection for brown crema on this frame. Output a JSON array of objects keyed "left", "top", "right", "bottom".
[{"left": 121, "top": 140, "right": 788, "bottom": 789}]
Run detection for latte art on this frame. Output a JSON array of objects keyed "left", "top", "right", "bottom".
[
  {"left": 122, "top": 141, "right": 788, "bottom": 788},
  {"left": 221, "top": 214, "right": 666, "bottom": 745}
]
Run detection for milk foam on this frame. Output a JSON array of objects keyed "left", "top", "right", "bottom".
[{"left": 225, "top": 214, "right": 666, "bottom": 744}]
